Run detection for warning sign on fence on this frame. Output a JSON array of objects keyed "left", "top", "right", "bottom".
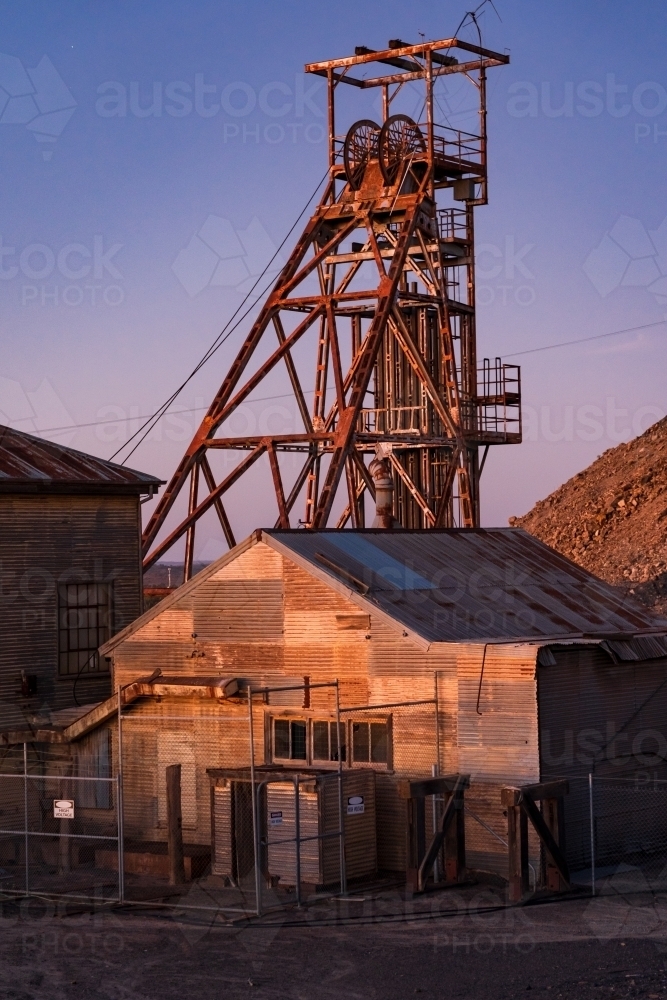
[
  {"left": 270, "top": 810, "right": 283, "bottom": 826},
  {"left": 53, "top": 799, "right": 74, "bottom": 819},
  {"left": 347, "top": 795, "right": 364, "bottom": 815}
]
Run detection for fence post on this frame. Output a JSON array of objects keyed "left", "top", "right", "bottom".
[
  {"left": 431, "top": 763, "right": 439, "bottom": 883},
  {"left": 117, "top": 687, "right": 125, "bottom": 903},
  {"left": 58, "top": 764, "right": 72, "bottom": 874},
  {"left": 248, "top": 686, "right": 262, "bottom": 916},
  {"left": 23, "top": 742, "right": 29, "bottom": 896},
  {"left": 589, "top": 773, "right": 595, "bottom": 897},
  {"left": 335, "top": 680, "right": 347, "bottom": 896}
]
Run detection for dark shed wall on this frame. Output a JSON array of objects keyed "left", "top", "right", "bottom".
[
  {"left": 0, "top": 494, "right": 143, "bottom": 723},
  {"left": 538, "top": 646, "right": 667, "bottom": 870}
]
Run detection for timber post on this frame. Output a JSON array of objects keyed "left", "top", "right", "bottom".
[
  {"left": 166, "top": 763, "right": 186, "bottom": 885},
  {"left": 501, "top": 779, "right": 570, "bottom": 903}
]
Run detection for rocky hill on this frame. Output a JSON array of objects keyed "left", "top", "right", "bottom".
[{"left": 511, "top": 417, "right": 667, "bottom": 614}]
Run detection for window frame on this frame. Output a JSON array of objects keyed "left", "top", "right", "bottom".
[
  {"left": 271, "top": 718, "right": 308, "bottom": 762},
  {"left": 269, "top": 714, "right": 391, "bottom": 770},
  {"left": 350, "top": 718, "right": 392, "bottom": 768},
  {"left": 311, "top": 720, "right": 346, "bottom": 764},
  {"left": 57, "top": 581, "right": 113, "bottom": 678}
]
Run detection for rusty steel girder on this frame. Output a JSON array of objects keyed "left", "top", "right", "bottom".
[{"left": 142, "top": 36, "right": 521, "bottom": 575}]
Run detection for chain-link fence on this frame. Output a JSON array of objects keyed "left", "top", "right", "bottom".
[
  {"left": 15, "top": 700, "right": 667, "bottom": 914},
  {"left": 587, "top": 775, "right": 667, "bottom": 895},
  {"left": 0, "top": 743, "right": 120, "bottom": 904}
]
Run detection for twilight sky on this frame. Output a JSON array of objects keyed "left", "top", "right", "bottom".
[{"left": 1, "top": 0, "right": 666, "bottom": 561}]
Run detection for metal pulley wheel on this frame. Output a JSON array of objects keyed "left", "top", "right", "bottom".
[
  {"left": 378, "top": 114, "right": 426, "bottom": 185},
  {"left": 343, "top": 119, "right": 380, "bottom": 190}
]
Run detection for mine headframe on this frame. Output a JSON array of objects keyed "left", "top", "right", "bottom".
[{"left": 142, "top": 36, "right": 521, "bottom": 577}]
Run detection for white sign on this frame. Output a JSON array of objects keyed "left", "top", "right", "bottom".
[
  {"left": 54, "top": 799, "right": 74, "bottom": 819},
  {"left": 270, "top": 810, "right": 283, "bottom": 826},
  {"left": 347, "top": 795, "right": 364, "bottom": 816}
]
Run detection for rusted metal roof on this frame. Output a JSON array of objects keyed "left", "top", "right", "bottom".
[
  {"left": 0, "top": 424, "right": 163, "bottom": 495},
  {"left": 265, "top": 528, "right": 667, "bottom": 643}
]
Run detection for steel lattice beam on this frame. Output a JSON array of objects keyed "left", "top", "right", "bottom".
[{"left": 142, "top": 35, "right": 521, "bottom": 572}]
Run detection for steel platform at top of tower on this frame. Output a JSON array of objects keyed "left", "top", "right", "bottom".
[{"left": 141, "top": 34, "right": 521, "bottom": 577}]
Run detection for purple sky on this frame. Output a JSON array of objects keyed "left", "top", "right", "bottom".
[{"left": 1, "top": 0, "right": 666, "bottom": 560}]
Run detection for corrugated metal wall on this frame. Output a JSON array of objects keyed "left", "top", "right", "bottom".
[
  {"left": 538, "top": 645, "right": 667, "bottom": 871},
  {"left": 457, "top": 643, "right": 539, "bottom": 877},
  {"left": 0, "top": 494, "right": 141, "bottom": 727}
]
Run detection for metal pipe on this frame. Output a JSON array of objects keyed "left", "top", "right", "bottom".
[
  {"left": 335, "top": 681, "right": 347, "bottom": 895},
  {"left": 23, "top": 742, "right": 28, "bottom": 895},
  {"left": 0, "top": 828, "right": 121, "bottom": 842},
  {"left": 434, "top": 673, "right": 440, "bottom": 772},
  {"left": 327, "top": 68, "right": 335, "bottom": 178},
  {"left": 431, "top": 763, "right": 439, "bottom": 883},
  {"left": 425, "top": 49, "right": 435, "bottom": 200},
  {"left": 294, "top": 776, "right": 302, "bottom": 906},
  {"left": 369, "top": 455, "right": 395, "bottom": 528},
  {"left": 2, "top": 773, "right": 116, "bottom": 784},
  {"left": 589, "top": 773, "right": 595, "bottom": 897},
  {"left": 117, "top": 687, "right": 125, "bottom": 903},
  {"left": 248, "top": 687, "right": 262, "bottom": 916}
]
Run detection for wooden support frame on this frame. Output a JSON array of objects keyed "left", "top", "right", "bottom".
[
  {"left": 399, "top": 773, "right": 470, "bottom": 892},
  {"left": 501, "top": 779, "right": 570, "bottom": 903}
]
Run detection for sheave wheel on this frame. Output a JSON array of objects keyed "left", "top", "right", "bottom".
[
  {"left": 343, "top": 119, "right": 380, "bottom": 190},
  {"left": 378, "top": 114, "right": 426, "bottom": 185}
]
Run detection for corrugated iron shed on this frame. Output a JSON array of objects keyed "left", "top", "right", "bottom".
[
  {"left": 0, "top": 424, "right": 163, "bottom": 495},
  {"left": 264, "top": 528, "right": 667, "bottom": 643}
]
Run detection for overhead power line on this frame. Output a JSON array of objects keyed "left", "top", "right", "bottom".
[
  {"left": 108, "top": 167, "right": 330, "bottom": 466},
  {"left": 503, "top": 319, "right": 667, "bottom": 359}
]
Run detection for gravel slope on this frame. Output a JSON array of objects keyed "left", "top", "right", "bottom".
[{"left": 511, "top": 418, "right": 667, "bottom": 614}]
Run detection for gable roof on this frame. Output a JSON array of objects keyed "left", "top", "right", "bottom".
[
  {"left": 266, "top": 528, "right": 667, "bottom": 643},
  {"left": 0, "top": 424, "right": 163, "bottom": 495},
  {"left": 102, "top": 527, "right": 667, "bottom": 654}
]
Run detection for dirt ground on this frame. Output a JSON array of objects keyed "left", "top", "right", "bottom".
[{"left": 4, "top": 890, "right": 667, "bottom": 1000}]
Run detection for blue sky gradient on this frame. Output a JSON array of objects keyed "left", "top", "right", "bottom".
[{"left": 1, "top": 1, "right": 666, "bottom": 559}]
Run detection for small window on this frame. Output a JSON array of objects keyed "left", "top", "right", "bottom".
[
  {"left": 273, "top": 719, "right": 307, "bottom": 761},
  {"left": 352, "top": 722, "right": 388, "bottom": 764},
  {"left": 58, "top": 583, "right": 112, "bottom": 676},
  {"left": 312, "top": 722, "right": 346, "bottom": 762}
]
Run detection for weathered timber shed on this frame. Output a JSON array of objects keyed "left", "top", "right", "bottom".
[
  {"left": 0, "top": 424, "right": 162, "bottom": 725},
  {"left": 16, "top": 526, "right": 667, "bottom": 881}
]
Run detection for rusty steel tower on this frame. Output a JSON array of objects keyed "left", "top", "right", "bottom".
[{"left": 143, "top": 35, "right": 521, "bottom": 576}]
